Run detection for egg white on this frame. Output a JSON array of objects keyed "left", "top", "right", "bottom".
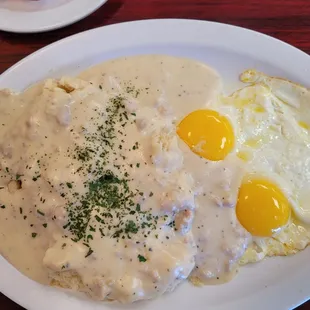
[{"left": 217, "top": 70, "right": 310, "bottom": 263}]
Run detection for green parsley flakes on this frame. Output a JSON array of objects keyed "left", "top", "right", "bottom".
[
  {"left": 66, "top": 182, "right": 73, "bottom": 189},
  {"left": 138, "top": 254, "right": 147, "bottom": 262},
  {"left": 85, "top": 248, "right": 94, "bottom": 258},
  {"left": 37, "top": 210, "right": 45, "bottom": 216}
]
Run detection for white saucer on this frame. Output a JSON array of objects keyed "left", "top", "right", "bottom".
[{"left": 0, "top": 0, "right": 108, "bottom": 33}]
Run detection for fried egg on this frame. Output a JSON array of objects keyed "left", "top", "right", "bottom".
[{"left": 216, "top": 69, "right": 310, "bottom": 263}]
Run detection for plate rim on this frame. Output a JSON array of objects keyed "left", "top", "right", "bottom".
[
  {"left": 1, "top": 18, "right": 310, "bottom": 79},
  {"left": 0, "top": 0, "right": 108, "bottom": 33},
  {"left": 0, "top": 18, "right": 310, "bottom": 310}
]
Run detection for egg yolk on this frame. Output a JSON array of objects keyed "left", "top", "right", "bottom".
[
  {"left": 236, "top": 178, "right": 290, "bottom": 237},
  {"left": 177, "top": 110, "right": 234, "bottom": 161}
]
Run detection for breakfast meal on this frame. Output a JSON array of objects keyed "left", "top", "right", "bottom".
[{"left": 0, "top": 55, "right": 309, "bottom": 303}]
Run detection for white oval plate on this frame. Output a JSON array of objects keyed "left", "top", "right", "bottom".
[
  {"left": 0, "top": 0, "right": 108, "bottom": 33},
  {"left": 0, "top": 19, "right": 310, "bottom": 310}
]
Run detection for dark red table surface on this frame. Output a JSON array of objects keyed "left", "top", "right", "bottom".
[{"left": 0, "top": 0, "right": 310, "bottom": 309}]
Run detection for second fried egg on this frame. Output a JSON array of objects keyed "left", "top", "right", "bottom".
[{"left": 219, "top": 70, "right": 310, "bottom": 262}]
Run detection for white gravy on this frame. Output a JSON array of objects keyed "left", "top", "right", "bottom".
[{"left": 0, "top": 55, "right": 249, "bottom": 302}]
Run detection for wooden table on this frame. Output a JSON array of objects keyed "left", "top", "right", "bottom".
[{"left": 0, "top": 0, "right": 310, "bottom": 309}]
